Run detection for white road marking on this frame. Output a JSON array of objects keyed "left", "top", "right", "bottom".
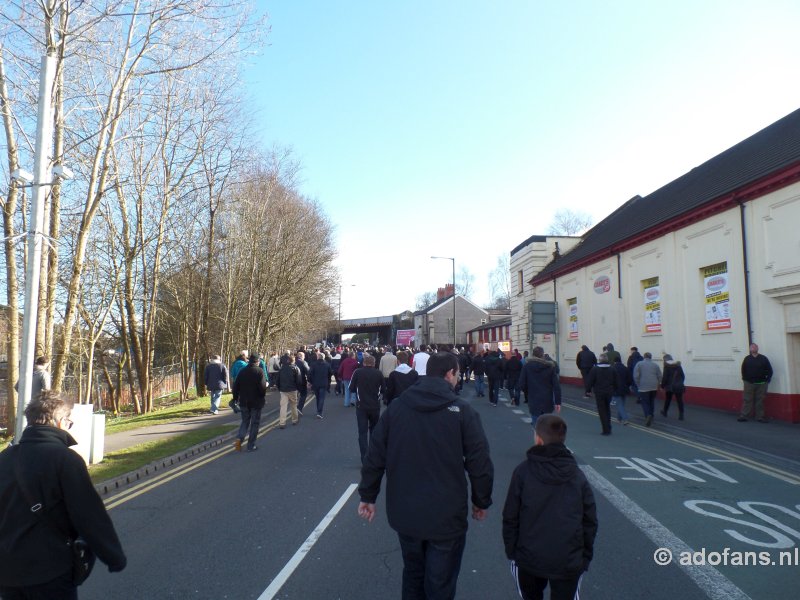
[
  {"left": 512, "top": 409, "right": 525, "bottom": 415},
  {"left": 581, "top": 465, "right": 751, "bottom": 600},
  {"left": 521, "top": 417, "right": 532, "bottom": 424},
  {"left": 257, "top": 483, "right": 358, "bottom": 600}
]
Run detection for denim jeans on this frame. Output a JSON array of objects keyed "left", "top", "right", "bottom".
[
  {"left": 314, "top": 387, "right": 327, "bottom": 415},
  {"left": 344, "top": 379, "right": 353, "bottom": 406},
  {"left": 639, "top": 390, "right": 656, "bottom": 417},
  {"left": 356, "top": 407, "right": 380, "bottom": 462},
  {"left": 210, "top": 389, "right": 223, "bottom": 412},
  {"left": 398, "top": 532, "right": 466, "bottom": 600},
  {"left": 238, "top": 406, "right": 262, "bottom": 450},
  {"left": 298, "top": 386, "right": 308, "bottom": 411},
  {"left": 612, "top": 395, "right": 629, "bottom": 421},
  {"left": 488, "top": 378, "right": 501, "bottom": 404},
  {"left": 474, "top": 373, "right": 485, "bottom": 396}
]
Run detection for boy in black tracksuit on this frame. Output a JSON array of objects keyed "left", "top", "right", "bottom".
[
  {"left": 502, "top": 415, "right": 597, "bottom": 600},
  {"left": 349, "top": 355, "right": 386, "bottom": 462}
]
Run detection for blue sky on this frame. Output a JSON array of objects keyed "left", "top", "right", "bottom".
[{"left": 246, "top": 0, "right": 800, "bottom": 319}]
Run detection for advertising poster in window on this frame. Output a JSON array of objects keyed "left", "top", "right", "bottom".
[
  {"left": 703, "top": 262, "right": 731, "bottom": 330},
  {"left": 642, "top": 277, "right": 662, "bottom": 333},
  {"left": 567, "top": 298, "right": 578, "bottom": 340}
]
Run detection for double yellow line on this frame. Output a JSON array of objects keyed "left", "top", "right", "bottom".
[
  {"left": 564, "top": 403, "right": 800, "bottom": 485},
  {"left": 104, "top": 417, "right": 281, "bottom": 510}
]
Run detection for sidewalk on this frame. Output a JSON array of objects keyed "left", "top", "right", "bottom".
[{"left": 558, "top": 383, "right": 800, "bottom": 473}]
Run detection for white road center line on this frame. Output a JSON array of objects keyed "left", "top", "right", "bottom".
[
  {"left": 258, "top": 483, "right": 358, "bottom": 600},
  {"left": 581, "top": 465, "right": 751, "bottom": 600}
]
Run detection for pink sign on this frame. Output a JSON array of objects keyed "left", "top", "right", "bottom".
[{"left": 395, "top": 329, "right": 415, "bottom": 347}]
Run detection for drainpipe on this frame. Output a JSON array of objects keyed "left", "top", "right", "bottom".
[
  {"left": 616, "top": 253, "right": 622, "bottom": 299},
  {"left": 553, "top": 278, "right": 560, "bottom": 371},
  {"left": 739, "top": 201, "right": 754, "bottom": 345}
]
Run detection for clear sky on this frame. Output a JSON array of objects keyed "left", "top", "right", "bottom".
[{"left": 246, "top": 0, "right": 800, "bottom": 320}]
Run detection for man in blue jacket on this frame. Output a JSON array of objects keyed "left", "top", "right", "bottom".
[{"left": 358, "top": 352, "right": 494, "bottom": 600}]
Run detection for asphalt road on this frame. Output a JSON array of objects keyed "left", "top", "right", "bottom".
[{"left": 83, "top": 383, "right": 799, "bottom": 600}]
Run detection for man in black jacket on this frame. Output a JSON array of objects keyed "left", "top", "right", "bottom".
[
  {"left": 738, "top": 343, "right": 774, "bottom": 422},
  {"left": 358, "top": 352, "right": 493, "bottom": 600},
  {"left": 586, "top": 353, "right": 620, "bottom": 435},
  {"left": 0, "top": 392, "right": 127, "bottom": 597},
  {"left": 502, "top": 414, "right": 597, "bottom": 600},
  {"left": 575, "top": 345, "right": 597, "bottom": 397},
  {"left": 349, "top": 355, "right": 386, "bottom": 463},
  {"left": 232, "top": 352, "right": 268, "bottom": 451}
]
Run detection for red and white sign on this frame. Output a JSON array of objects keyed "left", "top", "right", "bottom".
[{"left": 593, "top": 276, "right": 611, "bottom": 294}]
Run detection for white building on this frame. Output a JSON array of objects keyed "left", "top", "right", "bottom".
[
  {"left": 529, "top": 108, "right": 800, "bottom": 422},
  {"left": 509, "top": 235, "right": 581, "bottom": 356}
]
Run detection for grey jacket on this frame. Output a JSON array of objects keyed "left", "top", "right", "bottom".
[{"left": 633, "top": 358, "right": 662, "bottom": 392}]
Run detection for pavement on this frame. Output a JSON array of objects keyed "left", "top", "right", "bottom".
[{"left": 97, "top": 383, "right": 800, "bottom": 493}]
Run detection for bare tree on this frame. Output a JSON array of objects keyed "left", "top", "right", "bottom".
[
  {"left": 547, "top": 209, "right": 593, "bottom": 236},
  {"left": 455, "top": 265, "right": 475, "bottom": 299},
  {"left": 488, "top": 254, "right": 511, "bottom": 310},
  {"left": 415, "top": 291, "right": 437, "bottom": 310}
]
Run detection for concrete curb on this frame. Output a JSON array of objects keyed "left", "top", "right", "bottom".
[{"left": 94, "top": 426, "right": 239, "bottom": 497}]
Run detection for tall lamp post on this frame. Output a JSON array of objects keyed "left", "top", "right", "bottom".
[
  {"left": 431, "top": 256, "right": 456, "bottom": 348},
  {"left": 13, "top": 53, "right": 74, "bottom": 443}
]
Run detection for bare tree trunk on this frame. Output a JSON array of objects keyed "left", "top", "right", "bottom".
[{"left": 0, "top": 48, "right": 21, "bottom": 430}]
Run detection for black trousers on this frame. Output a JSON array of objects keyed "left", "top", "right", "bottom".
[
  {"left": 0, "top": 572, "right": 78, "bottom": 600},
  {"left": 595, "top": 393, "right": 612, "bottom": 434},
  {"left": 511, "top": 561, "right": 581, "bottom": 600},
  {"left": 356, "top": 407, "right": 380, "bottom": 462},
  {"left": 398, "top": 533, "right": 466, "bottom": 600}
]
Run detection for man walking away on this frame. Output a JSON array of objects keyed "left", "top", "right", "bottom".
[
  {"left": 204, "top": 354, "right": 229, "bottom": 415},
  {"left": 385, "top": 351, "right": 418, "bottom": 405},
  {"left": 471, "top": 351, "right": 486, "bottom": 397},
  {"left": 586, "top": 353, "right": 619, "bottom": 435},
  {"left": 338, "top": 351, "right": 360, "bottom": 407},
  {"left": 308, "top": 352, "right": 333, "bottom": 419},
  {"left": 738, "top": 343, "right": 773, "bottom": 422},
  {"left": 611, "top": 357, "right": 632, "bottom": 425},
  {"left": 502, "top": 414, "right": 597, "bottom": 600},
  {"left": 358, "top": 352, "right": 493, "bottom": 600},
  {"left": 349, "top": 355, "right": 386, "bottom": 463},
  {"left": 575, "top": 346, "right": 597, "bottom": 397},
  {"left": 379, "top": 346, "right": 398, "bottom": 390},
  {"left": 519, "top": 347, "right": 561, "bottom": 429},
  {"left": 15, "top": 356, "right": 51, "bottom": 403},
  {"left": 295, "top": 351, "right": 310, "bottom": 415},
  {"left": 412, "top": 344, "right": 430, "bottom": 376},
  {"left": 633, "top": 352, "right": 661, "bottom": 427},
  {"left": 484, "top": 350, "right": 506, "bottom": 406},
  {"left": 230, "top": 350, "right": 248, "bottom": 383},
  {"left": 505, "top": 351, "right": 522, "bottom": 406},
  {"left": 267, "top": 351, "right": 281, "bottom": 389},
  {"left": 0, "top": 392, "right": 127, "bottom": 598},
  {"left": 277, "top": 354, "right": 303, "bottom": 429},
  {"left": 232, "top": 352, "right": 268, "bottom": 451}
]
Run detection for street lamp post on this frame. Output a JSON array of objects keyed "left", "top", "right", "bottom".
[{"left": 431, "top": 256, "right": 456, "bottom": 348}]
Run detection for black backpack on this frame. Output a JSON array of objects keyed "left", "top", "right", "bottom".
[{"left": 671, "top": 369, "right": 686, "bottom": 394}]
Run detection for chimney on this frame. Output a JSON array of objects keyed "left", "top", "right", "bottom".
[
  {"left": 445, "top": 283, "right": 454, "bottom": 298},
  {"left": 437, "top": 287, "right": 445, "bottom": 301}
]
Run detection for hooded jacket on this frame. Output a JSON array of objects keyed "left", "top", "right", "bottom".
[
  {"left": 0, "top": 426, "right": 127, "bottom": 587},
  {"left": 502, "top": 443, "right": 597, "bottom": 579},
  {"left": 230, "top": 357, "right": 248, "bottom": 382},
  {"left": 358, "top": 376, "right": 494, "bottom": 541},
  {"left": 233, "top": 361, "right": 268, "bottom": 409},
  {"left": 586, "top": 363, "right": 619, "bottom": 396},
  {"left": 518, "top": 357, "right": 561, "bottom": 413}
]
